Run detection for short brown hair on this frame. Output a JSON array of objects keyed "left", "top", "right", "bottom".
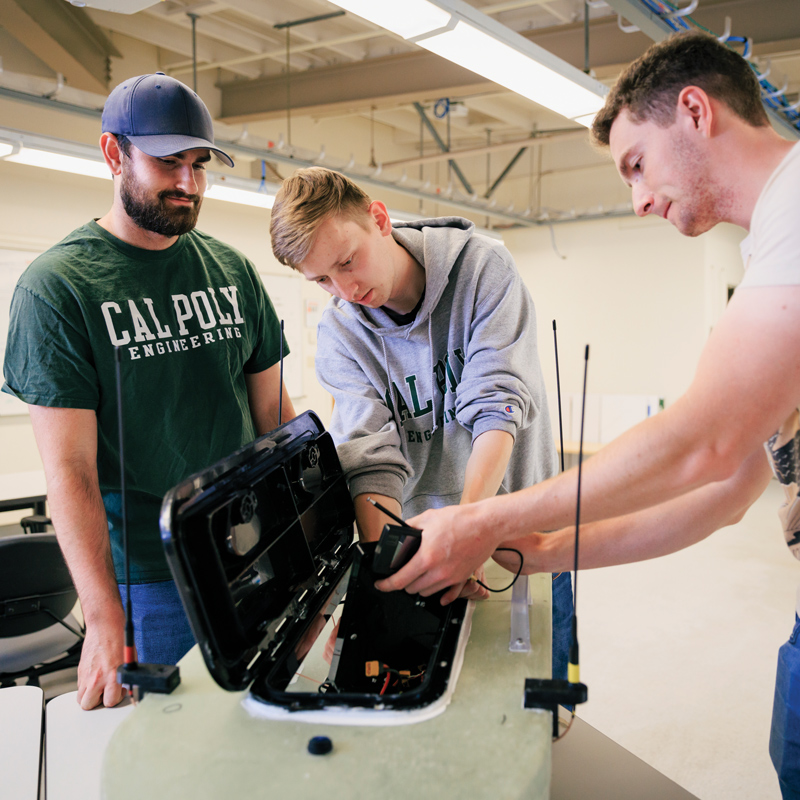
[
  {"left": 270, "top": 167, "right": 372, "bottom": 268},
  {"left": 115, "top": 134, "right": 133, "bottom": 157},
  {"left": 592, "top": 30, "right": 768, "bottom": 147}
]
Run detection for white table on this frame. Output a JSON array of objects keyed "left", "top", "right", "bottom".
[
  {"left": 102, "top": 571, "right": 554, "bottom": 799},
  {"left": 46, "top": 692, "right": 134, "bottom": 800},
  {"left": 0, "top": 685, "right": 44, "bottom": 800},
  {"left": 0, "top": 470, "right": 47, "bottom": 516}
]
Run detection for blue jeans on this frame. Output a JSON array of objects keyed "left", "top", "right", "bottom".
[
  {"left": 552, "top": 571, "right": 574, "bottom": 682},
  {"left": 771, "top": 615, "right": 800, "bottom": 799},
  {"left": 118, "top": 580, "right": 195, "bottom": 665}
]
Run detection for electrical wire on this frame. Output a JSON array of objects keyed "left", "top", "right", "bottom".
[
  {"left": 475, "top": 547, "right": 524, "bottom": 593},
  {"left": 554, "top": 709, "right": 577, "bottom": 741},
  {"left": 374, "top": 663, "right": 427, "bottom": 696},
  {"left": 627, "top": 0, "right": 799, "bottom": 132}
]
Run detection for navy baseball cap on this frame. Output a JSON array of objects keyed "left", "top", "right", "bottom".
[{"left": 102, "top": 72, "right": 234, "bottom": 167}]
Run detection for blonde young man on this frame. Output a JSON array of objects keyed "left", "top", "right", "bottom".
[{"left": 269, "top": 167, "right": 573, "bottom": 682}]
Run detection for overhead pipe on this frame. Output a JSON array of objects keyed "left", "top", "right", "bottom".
[{"left": 380, "top": 128, "right": 586, "bottom": 170}]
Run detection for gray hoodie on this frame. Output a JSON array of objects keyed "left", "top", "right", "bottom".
[{"left": 315, "top": 216, "right": 558, "bottom": 517}]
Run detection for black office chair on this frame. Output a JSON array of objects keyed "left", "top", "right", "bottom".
[
  {"left": 20, "top": 514, "right": 52, "bottom": 534},
  {"left": 0, "top": 534, "right": 84, "bottom": 688}
]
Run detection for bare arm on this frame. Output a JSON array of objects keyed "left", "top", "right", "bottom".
[
  {"left": 28, "top": 406, "right": 126, "bottom": 709},
  {"left": 245, "top": 361, "right": 296, "bottom": 436},
  {"left": 493, "top": 446, "right": 772, "bottom": 574},
  {"left": 490, "top": 286, "right": 800, "bottom": 535},
  {"left": 459, "top": 430, "right": 514, "bottom": 505},
  {"left": 354, "top": 493, "right": 402, "bottom": 542},
  {"left": 438, "top": 430, "right": 515, "bottom": 602},
  {"left": 379, "top": 285, "right": 800, "bottom": 596}
]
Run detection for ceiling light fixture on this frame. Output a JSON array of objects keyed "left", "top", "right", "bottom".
[
  {"left": 329, "top": 0, "right": 452, "bottom": 39},
  {"left": 328, "top": 0, "right": 608, "bottom": 126},
  {"left": 205, "top": 184, "right": 275, "bottom": 209},
  {"left": 6, "top": 147, "right": 112, "bottom": 180},
  {"left": 0, "top": 129, "right": 279, "bottom": 209}
]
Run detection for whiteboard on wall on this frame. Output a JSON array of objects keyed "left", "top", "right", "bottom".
[
  {"left": 0, "top": 248, "right": 40, "bottom": 417},
  {"left": 258, "top": 272, "right": 304, "bottom": 400}
]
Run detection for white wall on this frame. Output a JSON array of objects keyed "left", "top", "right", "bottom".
[{"left": 504, "top": 215, "right": 745, "bottom": 405}]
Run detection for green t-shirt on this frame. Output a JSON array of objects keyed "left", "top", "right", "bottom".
[{"left": 2, "top": 221, "right": 287, "bottom": 582}]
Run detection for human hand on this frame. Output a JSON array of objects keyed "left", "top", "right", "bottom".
[
  {"left": 374, "top": 503, "right": 500, "bottom": 601},
  {"left": 76, "top": 621, "right": 128, "bottom": 709},
  {"left": 440, "top": 564, "right": 490, "bottom": 605}
]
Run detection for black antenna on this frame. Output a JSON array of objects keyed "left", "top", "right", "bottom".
[
  {"left": 115, "top": 347, "right": 136, "bottom": 669},
  {"left": 278, "top": 319, "right": 285, "bottom": 426},
  {"left": 367, "top": 496, "right": 406, "bottom": 527},
  {"left": 552, "top": 320, "right": 565, "bottom": 473},
  {"left": 568, "top": 345, "right": 589, "bottom": 686},
  {"left": 115, "top": 346, "right": 180, "bottom": 700},
  {"left": 522, "top": 342, "right": 589, "bottom": 737}
]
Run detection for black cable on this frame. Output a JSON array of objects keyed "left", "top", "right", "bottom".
[
  {"left": 553, "top": 320, "right": 565, "bottom": 474},
  {"left": 278, "top": 319, "right": 284, "bottom": 426},
  {"left": 475, "top": 547, "right": 524, "bottom": 593}
]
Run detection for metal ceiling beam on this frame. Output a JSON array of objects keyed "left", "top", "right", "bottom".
[
  {"left": 215, "top": 0, "right": 378, "bottom": 62},
  {"left": 217, "top": 14, "right": 654, "bottom": 122},
  {"left": 0, "top": 0, "right": 120, "bottom": 93},
  {"left": 168, "top": 30, "right": 386, "bottom": 78},
  {"left": 461, "top": 94, "right": 541, "bottom": 132},
  {"left": 144, "top": 4, "right": 274, "bottom": 54},
  {"left": 413, "top": 102, "right": 473, "bottom": 196},
  {"left": 86, "top": 8, "right": 261, "bottom": 80},
  {"left": 219, "top": 135, "right": 536, "bottom": 225},
  {"left": 485, "top": 146, "right": 528, "bottom": 199},
  {"left": 219, "top": 51, "right": 489, "bottom": 122},
  {"left": 381, "top": 128, "right": 586, "bottom": 169}
]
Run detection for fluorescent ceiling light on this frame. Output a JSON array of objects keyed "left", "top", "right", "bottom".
[
  {"left": 66, "top": 1, "right": 161, "bottom": 12},
  {"left": 205, "top": 185, "right": 275, "bottom": 209},
  {"left": 5, "top": 147, "right": 111, "bottom": 180},
  {"left": 571, "top": 113, "right": 599, "bottom": 128},
  {"left": 329, "top": 0, "right": 451, "bottom": 39},
  {"left": 328, "top": 0, "right": 607, "bottom": 126},
  {"left": 0, "top": 134, "right": 277, "bottom": 208},
  {"left": 418, "top": 21, "right": 604, "bottom": 124}
]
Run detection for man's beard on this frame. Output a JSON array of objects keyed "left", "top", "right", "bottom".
[
  {"left": 667, "top": 131, "right": 732, "bottom": 237},
  {"left": 120, "top": 167, "right": 202, "bottom": 237}
]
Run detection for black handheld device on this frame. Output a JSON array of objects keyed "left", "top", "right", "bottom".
[{"left": 372, "top": 524, "right": 422, "bottom": 576}]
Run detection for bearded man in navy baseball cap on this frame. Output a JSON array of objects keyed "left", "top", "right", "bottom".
[
  {"left": 99, "top": 72, "right": 234, "bottom": 239},
  {"left": 2, "top": 71, "right": 294, "bottom": 710}
]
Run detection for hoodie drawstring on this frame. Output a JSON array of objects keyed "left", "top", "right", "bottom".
[{"left": 428, "top": 313, "right": 439, "bottom": 436}]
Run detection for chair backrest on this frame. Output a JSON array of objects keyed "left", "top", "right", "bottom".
[{"left": 0, "top": 534, "right": 77, "bottom": 638}]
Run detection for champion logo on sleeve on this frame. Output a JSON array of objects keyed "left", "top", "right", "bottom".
[{"left": 504, "top": 405, "right": 514, "bottom": 414}]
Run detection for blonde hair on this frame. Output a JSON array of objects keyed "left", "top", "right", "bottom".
[{"left": 270, "top": 167, "right": 372, "bottom": 268}]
